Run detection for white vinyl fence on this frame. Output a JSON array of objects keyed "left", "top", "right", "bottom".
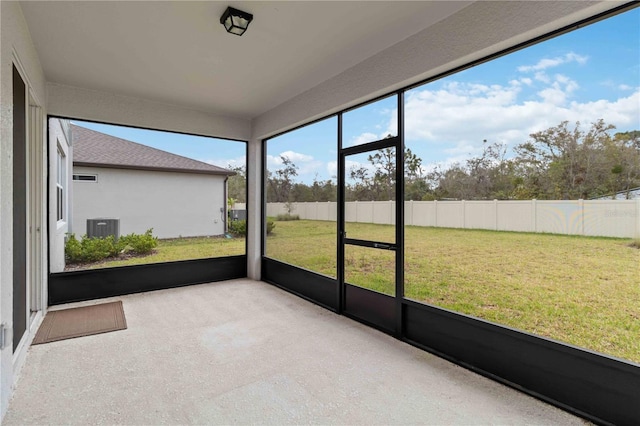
[{"left": 251, "top": 200, "right": 640, "bottom": 239}]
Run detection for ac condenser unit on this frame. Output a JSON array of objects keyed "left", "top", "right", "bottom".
[
  {"left": 87, "top": 218, "right": 120, "bottom": 239},
  {"left": 230, "top": 209, "right": 247, "bottom": 221}
]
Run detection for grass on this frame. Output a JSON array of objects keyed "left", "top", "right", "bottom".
[
  {"left": 266, "top": 220, "right": 640, "bottom": 364},
  {"left": 68, "top": 220, "right": 640, "bottom": 363}
]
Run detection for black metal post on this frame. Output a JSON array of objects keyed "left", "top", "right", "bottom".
[
  {"left": 337, "top": 114, "right": 345, "bottom": 314},
  {"left": 395, "top": 91, "right": 405, "bottom": 337}
]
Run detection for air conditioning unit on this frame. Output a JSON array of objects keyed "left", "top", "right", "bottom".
[
  {"left": 230, "top": 209, "right": 246, "bottom": 221},
  {"left": 87, "top": 218, "right": 120, "bottom": 239}
]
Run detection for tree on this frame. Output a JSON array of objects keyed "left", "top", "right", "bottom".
[
  {"left": 427, "top": 140, "right": 516, "bottom": 200},
  {"left": 347, "top": 164, "right": 373, "bottom": 201},
  {"left": 350, "top": 146, "right": 428, "bottom": 201},
  {"left": 261, "top": 120, "right": 639, "bottom": 204},
  {"left": 368, "top": 147, "right": 396, "bottom": 200},
  {"left": 226, "top": 165, "right": 246, "bottom": 203},
  {"left": 606, "top": 130, "right": 640, "bottom": 198},
  {"left": 310, "top": 174, "right": 337, "bottom": 202},
  {"left": 267, "top": 155, "right": 298, "bottom": 203},
  {"left": 515, "top": 120, "right": 619, "bottom": 199}
]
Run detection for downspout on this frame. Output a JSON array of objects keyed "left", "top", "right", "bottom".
[{"left": 224, "top": 176, "right": 229, "bottom": 234}]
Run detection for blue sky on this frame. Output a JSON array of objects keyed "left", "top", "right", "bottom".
[{"left": 75, "top": 7, "right": 639, "bottom": 184}]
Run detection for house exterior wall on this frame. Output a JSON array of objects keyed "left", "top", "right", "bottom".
[
  {"left": 48, "top": 119, "right": 72, "bottom": 273},
  {"left": 72, "top": 166, "right": 227, "bottom": 240},
  {"left": 0, "top": 1, "right": 48, "bottom": 420}
]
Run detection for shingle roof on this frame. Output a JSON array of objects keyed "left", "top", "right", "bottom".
[{"left": 71, "top": 125, "right": 235, "bottom": 176}]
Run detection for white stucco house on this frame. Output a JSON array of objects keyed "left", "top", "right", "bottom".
[
  {"left": 48, "top": 119, "right": 73, "bottom": 275},
  {"left": 70, "top": 124, "right": 235, "bottom": 241}
]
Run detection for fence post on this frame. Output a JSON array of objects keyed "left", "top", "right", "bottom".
[
  {"left": 409, "top": 200, "right": 413, "bottom": 226},
  {"left": 579, "top": 199, "right": 584, "bottom": 236},
  {"left": 532, "top": 199, "right": 537, "bottom": 233},
  {"left": 494, "top": 199, "right": 498, "bottom": 231},
  {"left": 390, "top": 200, "right": 394, "bottom": 225},
  {"left": 462, "top": 200, "right": 466, "bottom": 229},
  {"left": 372, "top": 201, "right": 375, "bottom": 224},
  {"left": 434, "top": 200, "right": 438, "bottom": 228},
  {"left": 636, "top": 199, "right": 640, "bottom": 239},
  {"left": 354, "top": 200, "right": 358, "bottom": 223}
]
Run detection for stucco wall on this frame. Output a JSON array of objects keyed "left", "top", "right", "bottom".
[
  {"left": 72, "top": 166, "right": 227, "bottom": 240},
  {"left": 48, "top": 119, "right": 72, "bottom": 273},
  {"left": 0, "top": 1, "right": 47, "bottom": 419}
]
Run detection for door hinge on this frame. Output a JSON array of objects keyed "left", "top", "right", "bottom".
[{"left": 0, "top": 323, "right": 10, "bottom": 350}]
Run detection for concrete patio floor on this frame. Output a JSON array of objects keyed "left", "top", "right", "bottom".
[{"left": 4, "top": 279, "right": 586, "bottom": 425}]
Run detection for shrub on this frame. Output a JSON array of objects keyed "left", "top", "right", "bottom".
[
  {"left": 266, "top": 220, "right": 276, "bottom": 235},
  {"left": 119, "top": 228, "right": 158, "bottom": 254},
  {"left": 81, "top": 235, "right": 119, "bottom": 262},
  {"left": 64, "top": 234, "right": 83, "bottom": 263},
  {"left": 276, "top": 214, "right": 300, "bottom": 221},
  {"left": 228, "top": 220, "right": 275, "bottom": 236},
  {"left": 228, "top": 220, "right": 246, "bottom": 236},
  {"left": 65, "top": 229, "right": 158, "bottom": 264},
  {"left": 65, "top": 234, "right": 119, "bottom": 263}
]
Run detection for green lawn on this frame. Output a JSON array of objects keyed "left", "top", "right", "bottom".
[
  {"left": 266, "top": 220, "right": 640, "bottom": 364},
  {"left": 71, "top": 220, "right": 640, "bottom": 363}
]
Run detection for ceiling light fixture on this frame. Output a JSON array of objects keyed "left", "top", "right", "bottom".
[{"left": 220, "top": 6, "right": 253, "bottom": 36}]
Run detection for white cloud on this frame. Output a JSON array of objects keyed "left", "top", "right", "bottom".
[
  {"left": 399, "top": 77, "right": 639, "bottom": 168},
  {"left": 203, "top": 156, "right": 246, "bottom": 169},
  {"left": 279, "top": 150, "right": 314, "bottom": 163},
  {"left": 267, "top": 150, "right": 313, "bottom": 167},
  {"left": 443, "top": 142, "right": 480, "bottom": 157},
  {"left": 267, "top": 150, "right": 324, "bottom": 179},
  {"left": 326, "top": 159, "right": 376, "bottom": 181},
  {"left": 534, "top": 71, "right": 551, "bottom": 84},
  {"left": 518, "top": 52, "right": 588, "bottom": 73},
  {"left": 536, "top": 74, "right": 579, "bottom": 105},
  {"left": 326, "top": 161, "right": 338, "bottom": 179},
  {"left": 538, "top": 87, "right": 567, "bottom": 105},
  {"left": 600, "top": 81, "right": 636, "bottom": 92},
  {"left": 349, "top": 132, "right": 380, "bottom": 147}
]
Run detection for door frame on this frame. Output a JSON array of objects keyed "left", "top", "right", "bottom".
[
  {"left": 28, "top": 100, "right": 45, "bottom": 317},
  {"left": 337, "top": 92, "right": 404, "bottom": 336},
  {"left": 11, "top": 53, "right": 46, "bottom": 361},
  {"left": 12, "top": 63, "right": 28, "bottom": 354}
]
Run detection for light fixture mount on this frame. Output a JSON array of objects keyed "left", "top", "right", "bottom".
[{"left": 220, "top": 6, "right": 253, "bottom": 36}]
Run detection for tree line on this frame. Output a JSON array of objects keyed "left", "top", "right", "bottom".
[{"left": 227, "top": 120, "right": 640, "bottom": 203}]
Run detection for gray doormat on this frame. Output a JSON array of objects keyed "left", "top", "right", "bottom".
[{"left": 33, "top": 301, "right": 127, "bottom": 345}]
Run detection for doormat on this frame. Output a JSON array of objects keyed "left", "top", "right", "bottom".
[{"left": 33, "top": 301, "right": 127, "bottom": 345}]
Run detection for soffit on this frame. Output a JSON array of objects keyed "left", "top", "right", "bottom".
[{"left": 19, "top": 1, "right": 472, "bottom": 119}]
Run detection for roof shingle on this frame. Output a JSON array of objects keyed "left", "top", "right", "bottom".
[{"left": 71, "top": 125, "right": 235, "bottom": 176}]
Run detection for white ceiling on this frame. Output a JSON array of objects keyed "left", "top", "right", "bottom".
[{"left": 20, "top": 1, "right": 472, "bottom": 119}]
